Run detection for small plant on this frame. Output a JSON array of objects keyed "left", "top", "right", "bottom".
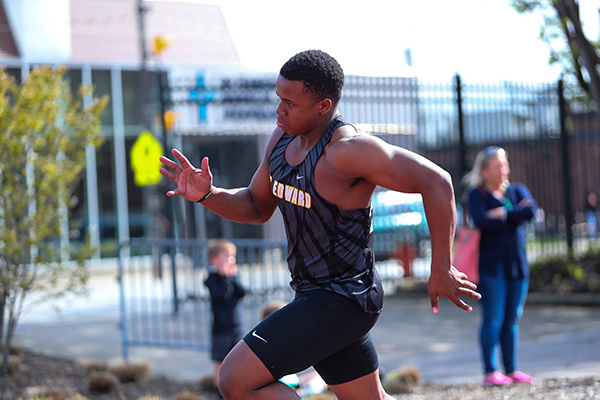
[
  {"left": 175, "top": 391, "right": 201, "bottom": 400},
  {"left": 529, "top": 249, "right": 600, "bottom": 293},
  {"left": 110, "top": 361, "right": 152, "bottom": 383},
  {"left": 302, "top": 394, "right": 337, "bottom": 400},
  {"left": 198, "top": 374, "right": 217, "bottom": 392},
  {"left": 6, "top": 345, "right": 23, "bottom": 356},
  {"left": 76, "top": 358, "right": 108, "bottom": 374},
  {"left": 382, "top": 365, "right": 422, "bottom": 394},
  {"left": 67, "top": 395, "right": 89, "bottom": 400},
  {"left": 7, "top": 355, "right": 21, "bottom": 374},
  {"left": 0, "top": 66, "right": 108, "bottom": 376},
  {"left": 0, "top": 345, "right": 23, "bottom": 357},
  {"left": 26, "top": 386, "right": 74, "bottom": 400},
  {"left": 88, "top": 371, "right": 119, "bottom": 394}
]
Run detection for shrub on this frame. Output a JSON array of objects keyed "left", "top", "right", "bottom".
[
  {"left": 8, "top": 355, "right": 21, "bottom": 374},
  {"left": 302, "top": 394, "right": 337, "bottom": 400},
  {"left": 0, "top": 345, "right": 23, "bottom": 357},
  {"left": 0, "top": 66, "right": 107, "bottom": 377},
  {"left": 25, "top": 386, "right": 74, "bottom": 400},
  {"left": 109, "top": 361, "right": 152, "bottom": 383},
  {"left": 175, "top": 390, "right": 201, "bottom": 400},
  {"left": 529, "top": 249, "right": 600, "bottom": 293},
  {"left": 198, "top": 375, "right": 217, "bottom": 392},
  {"left": 576, "top": 249, "right": 600, "bottom": 292},
  {"left": 382, "top": 365, "right": 422, "bottom": 394},
  {"left": 76, "top": 358, "right": 108, "bottom": 374},
  {"left": 67, "top": 395, "right": 89, "bottom": 400},
  {"left": 88, "top": 371, "right": 118, "bottom": 394}
]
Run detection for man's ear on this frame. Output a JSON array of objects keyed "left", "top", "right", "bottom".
[{"left": 318, "top": 98, "right": 333, "bottom": 115}]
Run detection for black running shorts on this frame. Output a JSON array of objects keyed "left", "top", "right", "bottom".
[{"left": 243, "top": 289, "right": 380, "bottom": 385}]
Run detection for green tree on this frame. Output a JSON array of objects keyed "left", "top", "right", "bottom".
[
  {"left": 0, "top": 66, "right": 107, "bottom": 375},
  {"left": 511, "top": 0, "right": 600, "bottom": 106}
]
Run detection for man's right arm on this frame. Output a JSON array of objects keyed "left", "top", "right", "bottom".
[{"left": 160, "top": 129, "right": 282, "bottom": 225}]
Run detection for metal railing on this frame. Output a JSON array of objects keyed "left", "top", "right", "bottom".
[
  {"left": 164, "top": 74, "right": 599, "bottom": 261},
  {"left": 118, "top": 238, "right": 411, "bottom": 359}
]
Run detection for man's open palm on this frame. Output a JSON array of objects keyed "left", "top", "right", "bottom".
[{"left": 159, "top": 148, "right": 212, "bottom": 202}]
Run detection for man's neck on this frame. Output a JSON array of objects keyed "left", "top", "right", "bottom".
[{"left": 295, "top": 112, "right": 338, "bottom": 149}]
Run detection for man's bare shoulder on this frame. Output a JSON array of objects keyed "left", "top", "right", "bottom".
[
  {"left": 264, "top": 127, "right": 287, "bottom": 155},
  {"left": 327, "top": 126, "right": 387, "bottom": 160}
]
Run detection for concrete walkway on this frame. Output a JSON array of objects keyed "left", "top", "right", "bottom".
[{"left": 13, "top": 274, "right": 600, "bottom": 385}]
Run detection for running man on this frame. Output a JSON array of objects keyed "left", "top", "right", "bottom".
[{"left": 160, "top": 49, "right": 480, "bottom": 400}]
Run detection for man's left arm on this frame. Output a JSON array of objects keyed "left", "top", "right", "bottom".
[{"left": 335, "top": 135, "right": 481, "bottom": 312}]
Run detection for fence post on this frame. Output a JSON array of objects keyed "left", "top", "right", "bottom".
[
  {"left": 455, "top": 74, "right": 468, "bottom": 207},
  {"left": 118, "top": 242, "right": 130, "bottom": 361},
  {"left": 158, "top": 71, "right": 175, "bottom": 241},
  {"left": 558, "top": 79, "right": 574, "bottom": 255}
]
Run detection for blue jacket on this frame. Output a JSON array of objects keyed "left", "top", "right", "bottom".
[{"left": 468, "top": 183, "right": 536, "bottom": 279}]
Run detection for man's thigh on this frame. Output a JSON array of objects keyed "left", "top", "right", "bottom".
[
  {"left": 242, "top": 290, "right": 379, "bottom": 382},
  {"left": 219, "top": 340, "right": 279, "bottom": 389}
]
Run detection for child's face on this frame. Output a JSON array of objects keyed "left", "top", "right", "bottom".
[{"left": 211, "top": 249, "right": 237, "bottom": 276}]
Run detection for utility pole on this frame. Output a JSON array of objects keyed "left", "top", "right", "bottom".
[
  {"left": 137, "top": 0, "right": 149, "bottom": 70},
  {"left": 136, "top": 0, "right": 153, "bottom": 129},
  {"left": 136, "top": 0, "right": 168, "bottom": 244}
]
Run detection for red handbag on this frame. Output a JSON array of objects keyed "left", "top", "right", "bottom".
[{"left": 452, "top": 227, "right": 480, "bottom": 284}]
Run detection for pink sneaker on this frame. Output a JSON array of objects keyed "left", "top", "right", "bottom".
[
  {"left": 510, "top": 371, "right": 535, "bottom": 383},
  {"left": 483, "top": 372, "right": 513, "bottom": 386}
]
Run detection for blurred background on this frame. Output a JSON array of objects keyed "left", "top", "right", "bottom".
[{"left": 2, "top": 0, "right": 600, "bottom": 369}]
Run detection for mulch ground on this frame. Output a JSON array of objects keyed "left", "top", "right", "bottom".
[{"left": 1, "top": 348, "right": 599, "bottom": 400}]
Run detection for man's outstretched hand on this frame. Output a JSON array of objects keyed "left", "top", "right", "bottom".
[
  {"left": 428, "top": 265, "right": 481, "bottom": 314},
  {"left": 159, "top": 148, "right": 212, "bottom": 202}
]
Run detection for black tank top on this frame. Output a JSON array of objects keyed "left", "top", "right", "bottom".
[{"left": 269, "top": 116, "right": 383, "bottom": 314}]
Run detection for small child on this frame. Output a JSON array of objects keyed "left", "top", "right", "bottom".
[{"left": 204, "top": 239, "right": 246, "bottom": 398}]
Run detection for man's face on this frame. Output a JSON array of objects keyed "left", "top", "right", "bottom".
[{"left": 275, "top": 75, "right": 324, "bottom": 136}]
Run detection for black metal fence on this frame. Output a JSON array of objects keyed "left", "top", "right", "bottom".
[
  {"left": 117, "top": 73, "right": 600, "bottom": 359},
  {"left": 164, "top": 73, "right": 600, "bottom": 262},
  {"left": 413, "top": 76, "right": 600, "bottom": 261}
]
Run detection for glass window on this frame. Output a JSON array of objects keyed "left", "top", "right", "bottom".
[
  {"left": 95, "top": 138, "right": 116, "bottom": 236},
  {"left": 5, "top": 67, "right": 21, "bottom": 83},
  {"left": 65, "top": 68, "right": 82, "bottom": 98},
  {"left": 193, "top": 137, "right": 261, "bottom": 239},
  {"left": 92, "top": 70, "right": 113, "bottom": 127},
  {"left": 124, "top": 136, "right": 146, "bottom": 238},
  {"left": 122, "top": 70, "right": 160, "bottom": 128}
]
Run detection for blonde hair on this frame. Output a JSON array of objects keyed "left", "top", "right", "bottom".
[
  {"left": 462, "top": 146, "right": 507, "bottom": 189},
  {"left": 207, "top": 239, "right": 237, "bottom": 258},
  {"left": 260, "top": 300, "right": 287, "bottom": 320}
]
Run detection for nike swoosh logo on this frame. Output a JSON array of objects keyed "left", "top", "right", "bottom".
[
  {"left": 296, "top": 175, "right": 304, "bottom": 180},
  {"left": 252, "top": 330, "right": 268, "bottom": 343}
]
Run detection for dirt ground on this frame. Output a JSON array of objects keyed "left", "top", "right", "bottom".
[{"left": 1, "top": 348, "right": 599, "bottom": 400}]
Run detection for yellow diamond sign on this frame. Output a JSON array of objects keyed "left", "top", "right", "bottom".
[{"left": 131, "top": 131, "right": 164, "bottom": 187}]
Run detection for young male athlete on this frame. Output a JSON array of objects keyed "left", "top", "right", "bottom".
[{"left": 160, "top": 50, "right": 481, "bottom": 400}]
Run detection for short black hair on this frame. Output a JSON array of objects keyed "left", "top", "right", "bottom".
[{"left": 280, "top": 50, "right": 345, "bottom": 105}]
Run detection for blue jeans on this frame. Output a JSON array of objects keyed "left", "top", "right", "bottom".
[
  {"left": 478, "top": 267, "right": 528, "bottom": 375},
  {"left": 586, "top": 211, "right": 597, "bottom": 237}
]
